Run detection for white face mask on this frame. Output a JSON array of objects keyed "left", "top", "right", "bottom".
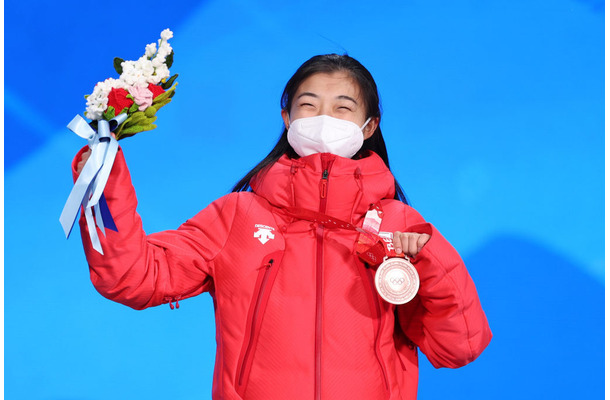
[{"left": 287, "top": 115, "right": 372, "bottom": 159}]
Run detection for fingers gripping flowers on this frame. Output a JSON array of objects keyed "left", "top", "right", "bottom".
[{"left": 84, "top": 28, "right": 178, "bottom": 140}]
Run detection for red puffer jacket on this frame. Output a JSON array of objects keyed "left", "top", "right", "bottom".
[{"left": 74, "top": 147, "right": 491, "bottom": 400}]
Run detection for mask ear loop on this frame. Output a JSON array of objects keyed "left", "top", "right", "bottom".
[{"left": 360, "top": 117, "right": 372, "bottom": 131}]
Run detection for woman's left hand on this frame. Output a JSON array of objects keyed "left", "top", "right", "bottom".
[{"left": 393, "top": 231, "right": 431, "bottom": 258}]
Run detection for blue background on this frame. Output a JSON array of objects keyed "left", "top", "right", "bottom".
[{"left": 5, "top": 0, "right": 604, "bottom": 399}]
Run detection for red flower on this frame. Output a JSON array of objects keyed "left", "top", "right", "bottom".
[
  {"left": 107, "top": 88, "right": 134, "bottom": 116},
  {"left": 148, "top": 83, "right": 166, "bottom": 99}
]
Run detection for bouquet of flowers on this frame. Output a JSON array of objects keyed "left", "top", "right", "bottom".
[
  {"left": 84, "top": 28, "right": 178, "bottom": 139},
  {"left": 60, "top": 28, "right": 178, "bottom": 254}
]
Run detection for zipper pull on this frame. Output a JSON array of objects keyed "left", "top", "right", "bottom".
[
  {"left": 166, "top": 296, "right": 181, "bottom": 310},
  {"left": 258, "top": 259, "right": 274, "bottom": 270},
  {"left": 320, "top": 169, "right": 329, "bottom": 198}
]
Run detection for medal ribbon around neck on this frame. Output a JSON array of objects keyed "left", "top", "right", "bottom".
[
  {"left": 280, "top": 204, "right": 397, "bottom": 267},
  {"left": 281, "top": 204, "right": 420, "bottom": 304}
]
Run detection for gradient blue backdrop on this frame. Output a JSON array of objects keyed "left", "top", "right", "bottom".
[{"left": 5, "top": 0, "right": 604, "bottom": 399}]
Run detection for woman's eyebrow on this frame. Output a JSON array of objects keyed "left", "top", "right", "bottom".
[
  {"left": 297, "top": 92, "right": 318, "bottom": 99},
  {"left": 337, "top": 95, "right": 358, "bottom": 104},
  {"left": 296, "top": 92, "right": 358, "bottom": 105}
]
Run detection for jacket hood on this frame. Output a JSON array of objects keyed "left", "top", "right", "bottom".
[{"left": 250, "top": 151, "right": 396, "bottom": 223}]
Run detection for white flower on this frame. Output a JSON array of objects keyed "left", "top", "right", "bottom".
[
  {"left": 160, "top": 28, "right": 173, "bottom": 41},
  {"left": 99, "top": 77, "right": 123, "bottom": 91},
  {"left": 120, "top": 60, "right": 153, "bottom": 88},
  {"left": 154, "top": 64, "right": 170, "bottom": 83},
  {"left": 145, "top": 42, "right": 157, "bottom": 59},
  {"left": 136, "top": 56, "right": 155, "bottom": 76},
  {"left": 157, "top": 41, "right": 172, "bottom": 57},
  {"left": 151, "top": 55, "right": 165, "bottom": 69}
]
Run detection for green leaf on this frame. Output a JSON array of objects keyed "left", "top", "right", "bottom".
[
  {"left": 144, "top": 107, "right": 157, "bottom": 118},
  {"left": 129, "top": 102, "right": 139, "bottom": 113},
  {"left": 124, "top": 115, "right": 157, "bottom": 127},
  {"left": 153, "top": 98, "right": 172, "bottom": 111},
  {"left": 123, "top": 111, "right": 147, "bottom": 126},
  {"left": 120, "top": 123, "right": 158, "bottom": 135},
  {"left": 118, "top": 131, "right": 137, "bottom": 140},
  {"left": 161, "top": 73, "right": 178, "bottom": 90},
  {"left": 103, "top": 106, "right": 116, "bottom": 120},
  {"left": 113, "top": 57, "right": 124, "bottom": 75},
  {"left": 165, "top": 50, "right": 174, "bottom": 68},
  {"left": 84, "top": 94, "right": 89, "bottom": 100}
]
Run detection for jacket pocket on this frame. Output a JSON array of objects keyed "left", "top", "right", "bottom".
[{"left": 235, "top": 251, "right": 283, "bottom": 397}]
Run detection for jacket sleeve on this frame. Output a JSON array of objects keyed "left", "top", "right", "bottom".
[
  {"left": 395, "top": 207, "right": 492, "bottom": 369},
  {"left": 73, "top": 146, "right": 237, "bottom": 310}
]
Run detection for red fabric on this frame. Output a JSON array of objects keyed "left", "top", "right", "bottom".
[{"left": 74, "top": 148, "right": 492, "bottom": 400}]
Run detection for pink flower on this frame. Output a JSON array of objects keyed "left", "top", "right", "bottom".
[{"left": 128, "top": 86, "right": 154, "bottom": 111}]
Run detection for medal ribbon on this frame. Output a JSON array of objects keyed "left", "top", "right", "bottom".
[
  {"left": 59, "top": 113, "right": 127, "bottom": 255},
  {"left": 281, "top": 205, "right": 397, "bottom": 267}
]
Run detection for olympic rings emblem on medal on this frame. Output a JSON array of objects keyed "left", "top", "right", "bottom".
[
  {"left": 390, "top": 277, "right": 405, "bottom": 285},
  {"left": 374, "top": 257, "right": 419, "bottom": 304}
]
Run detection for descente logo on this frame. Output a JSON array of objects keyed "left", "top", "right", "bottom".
[{"left": 254, "top": 224, "right": 275, "bottom": 244}]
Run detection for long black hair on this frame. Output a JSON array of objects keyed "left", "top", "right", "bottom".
[{"left": 231, "top": 54, "right": 409, "bottom": 204}]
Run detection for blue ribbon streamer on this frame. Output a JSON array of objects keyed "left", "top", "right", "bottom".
[{"left": 59, "top": 113, "right": 127, "bottom": 254}]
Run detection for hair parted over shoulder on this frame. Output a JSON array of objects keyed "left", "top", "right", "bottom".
[{"left": 232, "top": 53, "right": 409, "bottom": 204}]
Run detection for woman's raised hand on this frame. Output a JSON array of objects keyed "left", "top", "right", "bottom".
[
  {"left": 75, "top": 132, "right": 116, "bottom": 175},
  {"left": 393, "top": 231, "right": 431, "bottom": 258},
  {"left": 76, "top": 148, "right": 91, "bottom": 175}
]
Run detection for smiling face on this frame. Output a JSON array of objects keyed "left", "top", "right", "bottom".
[{"left": 281, "top": 71, "right": 379, "bottom": 140}]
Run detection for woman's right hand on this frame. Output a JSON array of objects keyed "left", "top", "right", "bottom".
[
  {"left": 76, "top": 132, "right": 116, "bottom": 175},
  {"left": 76, "top": 148, "right": 91, "bottom": 175}
]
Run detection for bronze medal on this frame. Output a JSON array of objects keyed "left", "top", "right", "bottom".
[{"left": 375, "top": 257, "right": 419, "bottom": 304}]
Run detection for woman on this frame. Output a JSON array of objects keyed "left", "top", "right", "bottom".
[{"left": 74, "top": 54, "right": 491, "bottom": 400}]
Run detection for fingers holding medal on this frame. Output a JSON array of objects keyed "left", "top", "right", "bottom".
[{"left": 393, "top": 231, "right": 430, "bottom": 257}]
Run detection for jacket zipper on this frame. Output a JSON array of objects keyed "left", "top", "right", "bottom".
[
  {"left": 237, "top": 258, "right": 275, "bottom": 391},
  {"left": 315, "top": 156, "right": 334, "bottom": 400},
  {"left": 365, "top": 267, "right": 391, "bottom": 394}
]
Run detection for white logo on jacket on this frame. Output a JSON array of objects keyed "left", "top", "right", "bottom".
[{"left": 254, "top": 224, "right": 275, "bottom": 244}]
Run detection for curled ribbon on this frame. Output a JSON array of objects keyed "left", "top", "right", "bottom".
[{"left": 59, "top": 113, "right": 127, "bottom": 254}]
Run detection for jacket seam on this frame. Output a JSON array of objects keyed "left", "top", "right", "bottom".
[{"left": 209, "top": 193, "right": 240, "bottom": 273}]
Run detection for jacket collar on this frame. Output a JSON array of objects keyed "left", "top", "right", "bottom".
[{"left": 250, "top": 151, "right": 396, "bottom": 223}]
